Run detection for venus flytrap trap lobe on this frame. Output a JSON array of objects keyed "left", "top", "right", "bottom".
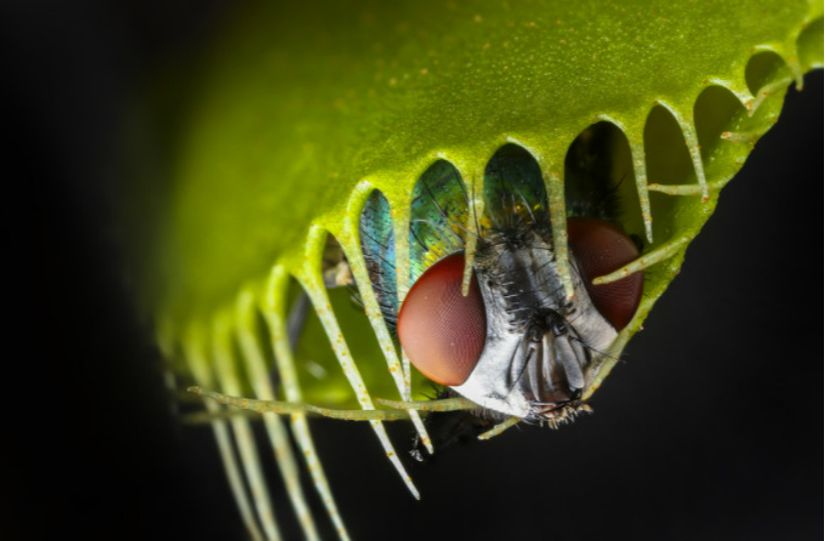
[{"left": 134, "top": 2, "right": 823, "bottom": 539}]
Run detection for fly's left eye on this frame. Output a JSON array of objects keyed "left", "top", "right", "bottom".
[
  {"left": 568, "top": 217, "right": 644, "bottom": 330},
  {"left": 397, "top": 253, "right": 486, "bottom": 386}
]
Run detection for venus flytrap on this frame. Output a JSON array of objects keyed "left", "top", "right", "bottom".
[{"left": 125, "top": 2, "right": 823, "bottom": 539}]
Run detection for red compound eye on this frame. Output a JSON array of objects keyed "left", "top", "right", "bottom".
[
  {"left": 568, "top": 217, "right": 644, "bottom": 330},
  {"left": 397, "top": 253, "right": 486, "bottom": 386}
]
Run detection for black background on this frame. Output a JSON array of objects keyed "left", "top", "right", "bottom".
[{"left": 6, "top": 3, "right": 822, "bottom": 540}]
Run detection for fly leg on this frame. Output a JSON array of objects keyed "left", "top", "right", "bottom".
[
  {"left": 322, "top": 234, "right": 354, "bottom": 288},
  {"left": 286, "top": 291, "right": 310, "bottom": 350}
]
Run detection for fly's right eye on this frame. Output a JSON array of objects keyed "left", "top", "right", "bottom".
[
  {"left": 567, "top": 217, "right": 644, "bottom": 330},
  {"left": 397, "top": 253, "right": 486, "bottom": 386}
]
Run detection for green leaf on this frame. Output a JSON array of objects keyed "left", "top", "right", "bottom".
[
  {"left": 132, "top": 1, "right": 822, "bottom": 403},
  {"left": 124, "top": 4, "right": 822, "bottom": 539}
]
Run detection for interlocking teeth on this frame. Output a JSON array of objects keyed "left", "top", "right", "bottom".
[{"left": 165, "top": 28, "right": 817, "bottom": 537}]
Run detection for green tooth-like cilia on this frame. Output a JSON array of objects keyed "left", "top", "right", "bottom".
[{"left": 123, "top": 2, "right": 822, "bottom": 540}]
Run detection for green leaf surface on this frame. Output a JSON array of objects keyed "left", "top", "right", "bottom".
[{"left": 134, "top": 1, "right": 822, "bottom": 402}]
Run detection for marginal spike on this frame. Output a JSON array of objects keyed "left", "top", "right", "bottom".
[
  {"left": 720, "top": 130, "right": 762, "bottom": 144},
  {"left": 212, "top": 313, "right": 282, "bottom": 541},
  {"left": 374, "top": 397, "right": 477, "bottom": 412},
  {"left": 182, "top": 323, "right": 265, "bottom": 541},
  {"left": 262, "top": 265, "right": 351, "bottom": 541},
  {"left": 298, "top": 232, "right": 421, "bottom": 498},
  {"left": 626, "top": 136, "right": 654, "bottom": 243},
  {"left": 181, "top": 409, "right": 257, "bottom": 424},
  {"left": 389, "top": 188, "right": 414, "bottom": 389},
  {"left": 461, "top": 169, "right": 484, "bottom": 298},
  {"left": 191, "top": 386, "right": 414, "bottom": 420},
  {"left": 343, "top": 188, "right": 434, "bottom": 454},
  {"left": 478, "top": 416, "right": 521, "bottom": 441},
  {"left": 648, "top": 177, "right": 730, "bottom": 196},
  {"left": 236, "top": 289, "right": 320, "bottom": 541},
  {"left": 544, "top": 168, "right": 575, "bottom": 300},
  {"left": 593, "top": 235, "right": 691, "bottom": 285},
  {"left": 663, "top": 103, "right": 709, "bottom": 202}
]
